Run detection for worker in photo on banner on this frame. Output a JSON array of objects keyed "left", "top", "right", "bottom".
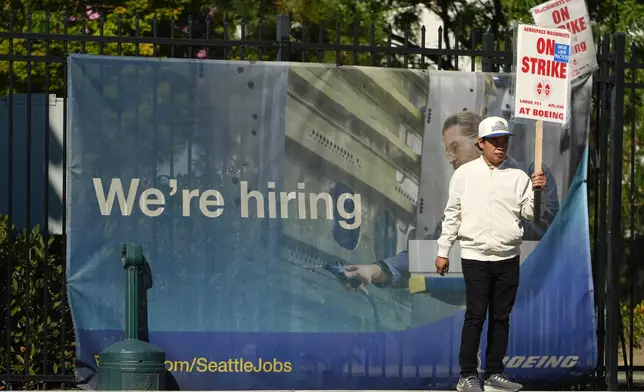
[{"left": 436, "top": 116, "right": 546, "bottom": 392}]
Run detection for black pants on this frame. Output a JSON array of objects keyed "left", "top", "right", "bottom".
[{"left": 459, "top": 256, "right": 520, "bottom": 377}]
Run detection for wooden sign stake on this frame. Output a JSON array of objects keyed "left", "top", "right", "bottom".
[{"left": 533, "top": 119, "right": 543, "bottom": 226}]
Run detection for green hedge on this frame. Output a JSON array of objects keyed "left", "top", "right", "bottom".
[{"left": 0, "top": 215, "right": 76, "bottom": 387}]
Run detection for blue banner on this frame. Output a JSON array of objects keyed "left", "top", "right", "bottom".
[{"left": 66, "top": 55, "right": 596, "bottom": 389}]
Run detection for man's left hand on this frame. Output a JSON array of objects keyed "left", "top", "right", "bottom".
[{"left": 531, "top": 171, "right": 547, "bottom": 190}]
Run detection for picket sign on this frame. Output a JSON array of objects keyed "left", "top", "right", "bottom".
[
  {"left": 513, "top": 24, "right": 573, "bottom": 225},
  {"left": 530, "top": 0, "right": 598, "bottom": 80}
]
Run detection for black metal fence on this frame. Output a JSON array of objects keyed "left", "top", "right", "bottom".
[{"left": 0, "top": 11, "right": 640, "bottom": 391}]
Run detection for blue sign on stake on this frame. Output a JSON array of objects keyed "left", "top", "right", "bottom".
[{"left": 554, "top": 43, "right": 570, "bottom": 63}]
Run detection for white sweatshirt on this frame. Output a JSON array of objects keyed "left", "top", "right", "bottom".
[{"left": 437, "top": 156, "right": 535, "bottom": 261}]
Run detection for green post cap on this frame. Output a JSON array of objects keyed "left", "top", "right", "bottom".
[{"left": 122, "top": 244, "right": 144, "bottom": 268}]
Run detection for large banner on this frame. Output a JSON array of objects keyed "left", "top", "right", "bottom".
[{"left": 66, "top": 55, "right": 596, "bottom": 390}]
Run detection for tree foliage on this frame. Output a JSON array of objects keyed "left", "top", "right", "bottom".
[{"left": 0, "top": 216, "right": 75, "bottom": 387}]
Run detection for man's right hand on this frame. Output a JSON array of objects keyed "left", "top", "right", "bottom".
[{"left": 435, "top": 256, "right": 449, "bottom": 276}]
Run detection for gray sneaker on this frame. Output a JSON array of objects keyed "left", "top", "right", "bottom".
[
  {"left": 456, "top": 375, "right": 483, "bottom": 392},
  {"left": 483, "top": 373, "right": 523, "bottom": 392}
]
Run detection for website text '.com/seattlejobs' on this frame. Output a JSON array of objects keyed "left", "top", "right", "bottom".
[{"left": 94, "top": 355, "right": 293, "bottom": 373}]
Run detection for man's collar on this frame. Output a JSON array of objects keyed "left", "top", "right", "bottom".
[
  {"left": 479, "top": 155, "right": 514, "bottom": 170},
  {"left": 479, "top": 155, "right": 502, "bottom": 169}
]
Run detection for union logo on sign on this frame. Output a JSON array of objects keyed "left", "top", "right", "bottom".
[{"left": 535, "top": 80, "right": 552, "bottom": 99}]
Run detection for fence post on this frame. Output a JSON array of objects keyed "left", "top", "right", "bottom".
[
  {"left": 276, "top": 14, "right": 291, "bottom": 62},
  {"left": 481, "top": 32, "right": 495, "bottom": 72},
  {"left": 594, "top": 33, "right": 611, "bottom": 386},
  {"left": 605, "top": 31, "right": 626, "bottom": 392}
]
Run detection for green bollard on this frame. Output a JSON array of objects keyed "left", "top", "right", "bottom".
[{"left": 96, "top": 244, "right": 167, "bottom": 390}]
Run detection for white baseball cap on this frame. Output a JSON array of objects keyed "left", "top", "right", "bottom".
[{"left": 478, "top": 116, "right": 513, "bottom": 139}]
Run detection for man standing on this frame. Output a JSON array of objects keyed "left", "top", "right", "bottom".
[{"left": 435, "top": 116, "right": 547, "bottom": 392}]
